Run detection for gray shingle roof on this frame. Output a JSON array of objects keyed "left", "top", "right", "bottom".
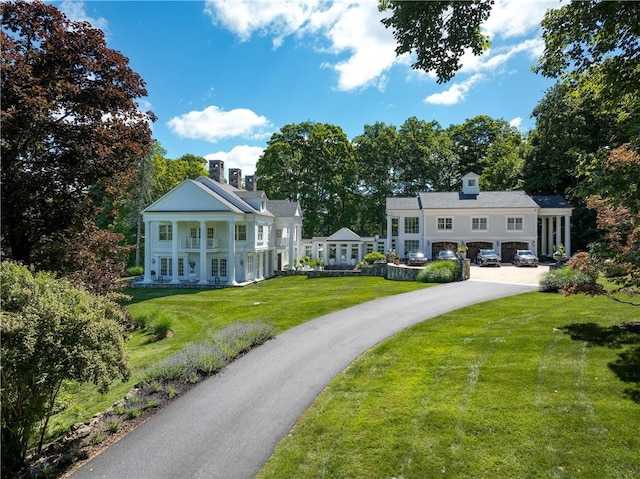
[
  {"left": 418, "top": 191, "right": 539, "bottom": 209},
  {"left": 266, "top": 200, "right": 301, "bottom": 217},
  {"left": 531, "top": 195, "right": 573, "bottom": 209},
  {"left": 386, "top": 197, "right": 420, "bottom": 209}
]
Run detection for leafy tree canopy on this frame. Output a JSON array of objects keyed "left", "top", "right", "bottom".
[
  {"left": 257, "top": 122, "right": 358, "bottom": 237},
  {"left": 379, "top": 0, "right": 493, "bottom": 83},
  {"left": 1, "top": 262, "right": 131, "bottom": 474},
  {"left": 536, "top": 0, "right": 640, "bottom": 106},
  {"left": 1, "top": 1, "right": 154, "bottom": 269}
]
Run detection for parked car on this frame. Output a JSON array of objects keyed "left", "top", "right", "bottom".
[
  {"left": 476, "top": 248, "right": 501, "bottom": 267},
  {"left": 512, "top": 249, "right": 539, "bottom": 267},
  {"left": 407, "top": 251, "right": 428, "bottom": 266},
  {"left": 437, "top": 250, "right": 457, "bottom": 261}
]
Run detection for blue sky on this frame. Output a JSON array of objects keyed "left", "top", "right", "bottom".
[{"left": 54, "top": 0, "right": 565, "bottom": 177}]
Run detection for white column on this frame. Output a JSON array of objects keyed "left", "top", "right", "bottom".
[
  {"left": 170, "top": 221, "right": 179, "bottom": 284},
  {"left": 555, "top": 215, "right": 562, "bottom": 252},
  {"left": 198, "top": 221, "right": 208, "bottom": 284},
  {"left": 386, "top": 215, "right": 393, "bottom": 253},
  {"left": 228, "top": 220, "right": 236, "bottom": 285},
  {"left": 541, "top": 217, "right": 547, "bottom": 256},
  {"left": 288, "top": 223, "right": 295, "bottom": 270},
  {"left": 547, "top": 217, "right": 554, "bottom": 256},
  {"left": 564, "top": 215, "right": 571, "bottom": 257},
  {"left": 143, "top": 220, "right": 152, "bottom": 283}
]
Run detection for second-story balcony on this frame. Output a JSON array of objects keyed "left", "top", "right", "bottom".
[{"left": 181, "top": 237, "right": 220, "bottom": 250}]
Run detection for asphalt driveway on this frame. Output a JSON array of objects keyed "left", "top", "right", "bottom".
[{"left": 71, "top": 280, "right": 535, "bottom": 479}]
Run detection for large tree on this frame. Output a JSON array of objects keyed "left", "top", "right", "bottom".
[
  {"left": 352, "top": 122, "right": 400, "bottom": 235},
  {"left": 536, "top": 0, "right": 640, "bottom": 109},
  {"left": 396, "top": 117, "right": 459, "bottom": 196},
  {"left": 379, "top": 0, "right": 493, "bottom": 83},
  {"left": 1, "top": 1, "right": 154, "bottom": 269},
  {"left": 448, "top": 115, "right": 522, "bottom": 178},
  {"left": 257, "top": 122, "right": 358, "bottom": 237},
  {"left": 1, "top": 261, "right": 131, "bottom": 474}
]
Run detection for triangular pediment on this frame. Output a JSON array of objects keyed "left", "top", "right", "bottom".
[
  {"left": 143, "top": 180, "right": 241, "bottom": 213},
  {"left": 326, "top": 227, "right": 362, "bottom": 242}
]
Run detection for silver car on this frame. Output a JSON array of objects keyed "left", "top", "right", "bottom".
[
  {"left": 512, "top": 249, "right": 539, "bottom": 267},
  {"left": 476, "top": 249, "right": 501, "bottom": 267},
  {"left": 437, "top": 250, "right": 457, "bottom": 261}
]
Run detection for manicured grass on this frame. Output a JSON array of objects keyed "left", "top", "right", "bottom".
[
  {"left": 257, "top": 292, "right": 640, "bottom": 479},
  {"left": 48, "top": 276, "right": 430, "bottom": 438}
]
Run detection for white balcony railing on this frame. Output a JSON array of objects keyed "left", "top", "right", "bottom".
[{"left": 181, "top": 237, "right": 219, "bottom": 249}]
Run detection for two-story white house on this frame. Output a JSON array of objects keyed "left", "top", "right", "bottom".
[
  {"left": 386, "top": 172, "right": 573, "bottom": 261},
  {"left": 140, "top": 166, "right": 303, "bottom": 286}
]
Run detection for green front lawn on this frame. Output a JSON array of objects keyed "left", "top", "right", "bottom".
[
  {"left": 48, "top": 276, "right": 430, "bottom": 438},
  {"left": 257, "top": 292, "right": 640, "bottom": 479}
]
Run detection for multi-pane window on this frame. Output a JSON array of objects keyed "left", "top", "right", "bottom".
[
  {"left": 405, "top": 240, "right": 419, "bottom": 252},
  {"left": 507, "top": 217, "right": 523, "bottom": 230},
  {"left": 468, "top": 179, "right": 476, "bottom": 187},
  {"left": 159, "top": 257, "right": 172, "bottom": 276},
  {"left": 178, "top": 258, "right": 185, "bottom": 277},
  {"left": 159, "top": 224, "right": 172, "bottom": 241},
  {"left": 404, "top": 217, "right": 419, "bottom": 234},
  {"left": 235, "top": 224, "right": 246, "bottom": 241},
  {"left": 257, "top": 225, "right": 264, "bottom": 243},
  {"left": 472, "top": 217, "right": 488, "bottom": 230},
  {"left": 211, "top": 258, "right": 228, "bottom": 277},
  {"left": 437, "top": 217, "right": 453, "bottom": 230},
  {"left": 247, "top": 254, "right": 254, "bottom": 272},
  {"left": 207, "top": 227, "right": 215, "bottom": 239}
]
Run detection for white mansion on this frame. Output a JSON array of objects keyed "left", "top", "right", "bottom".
[{"left": 142, "top": 169, "right": 571, "bottom": 285}]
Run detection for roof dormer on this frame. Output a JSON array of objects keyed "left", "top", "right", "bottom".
[{"left": 462, "top": 172, "right": 480, "bottom": 195}]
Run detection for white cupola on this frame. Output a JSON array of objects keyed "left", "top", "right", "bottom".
[{"left": 462, "top": 172, "right": 480, "bottom": 195}]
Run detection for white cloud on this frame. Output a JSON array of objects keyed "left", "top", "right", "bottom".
[
  {"left": 459, "top": 38, "right": 545, "bottom": 74},
  {"left": 203, "top": 0, "right": 561, "bottom": 91},
  {"left": 204, "top": 0, "right": 322, "bottom": 48},
  {"left": 204, "top": 145, "right": 265, "bottom": 176},
  {"left": 424, "top": 74, "right": 485, "bottom": 105},
  {"left": 205, "top": 0, "right": 402, "bottom": 91},
  {"left": 322, "top": 2, "right": 401, "bottom": 91},
  {"left": 58, "top": 1, "right": 109, "bottom": 32},
  {"left": 167, "top": 106, "right": 272, "bottom": 143},
  {"left": 509, "top": 117, "right": 523, "bottom": 129},
  {"left": 483, "top": 0, "right": 563, "bottom": 40}
]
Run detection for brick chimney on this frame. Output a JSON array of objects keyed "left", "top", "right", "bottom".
[
  {"left": 229, "top": 168, "right": 242, "bottom": 188},
  {"left": 245, "top": 175, "right": 257, "bottom": 191},
  {"left": 208, "top": 160, "right": 224, "bottom": 182}
]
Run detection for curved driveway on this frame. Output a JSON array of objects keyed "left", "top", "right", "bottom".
[{"left": 71, "top": 280, "right": 534, "bottom": 479}]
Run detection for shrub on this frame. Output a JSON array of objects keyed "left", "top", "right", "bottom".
[
  {"left": 151, "top": 313, "right": 173, "bottom": 340},
  {"left": 124, "top": 266, "right": 144, "bottom": 277},
  {"left": 132, "top": 314, "right": 150, "bottom": 330},
  {"left": 539, "top": 266, "right": 596, "bottom": 293},
  {"left": 363, "top": 252, "right": 386, "bottom": 264},
  {"left": 416, "top": 261, "right": 457, "bottom": 283},
  {"left": 107, "top": 419, "right": 120, "bottom": 433},
  {"left": 139, "top": 322, "right": 276, "bottom": 385}
]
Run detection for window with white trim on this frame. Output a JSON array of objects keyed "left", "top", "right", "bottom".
[
  {"left": 257, "top": 225, "right": 264, "bottom": 244},
  {"left": 404, "top": 217, "right": 419, "bottom": 234},
  {"left": 159, "top": 224, "right": 172, "bottom": 241},
  {"left": 159, "top": 257, "right": 172, "bottom": 277},
  {"left": 405, "top": 240, "right": 419, "bottom": 252},
  {"left": 235, "top": 224, "right": 246, "bottom": 241},
  {"left": 247, "top": 254, "right": 254, "bottom": 272},
  {"left": 211, "top": 258, "right": 228, "bottom": 277},
  {"left": 507, "top": 217, "right": 523, "bottom": 231},
  {"left": 437, "top": 217, "right": 453, "bottom": 230},
  {"left": 472, "top": 217, "right": 488, "bottom": 230},
  {"left": 178, "top": 258, "right": 185, "bottom": 277}
]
